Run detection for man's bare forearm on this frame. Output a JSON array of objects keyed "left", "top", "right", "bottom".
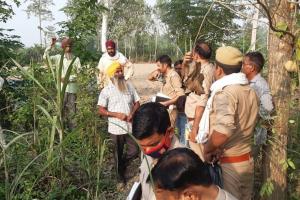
[
  {"left": 98, "top": 106, "right": 118, "bottom": 118},
  {"left": 131, "top": 101, "right": 140, "bottom": 115},
  {"left": 204, "top": 130, "right": 228, "bottom": 154},
  {"left": 191, "top": 106, "right": 205, "bottom": 133}
]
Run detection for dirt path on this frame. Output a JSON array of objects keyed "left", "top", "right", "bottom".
[
  {"left": 109, "top": 63, "right": 161, "bottom": 199},
  {"left": 130, "top": 63, "right": 162, "bottom": 103}
]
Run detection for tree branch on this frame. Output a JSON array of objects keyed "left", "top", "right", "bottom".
[{"left": 257, "top": 0, "right": 295, "bottom": 43}]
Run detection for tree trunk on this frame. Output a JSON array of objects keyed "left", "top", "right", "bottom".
[
  {"left": 264, "top": 1, "right": 294, "bottom": 199},
  {"left": 124, "top": 37, "right": 127, "bottom": 57},
  {"left": 184, "top": 37, "right": 187, "bottom": 53},
  {"left": 250, "top": 4, "right": 259, "bottom": 51},
  {"left": 189, "top": 35, "right": 192, "bottom": 52},
  {"left": 38, "top": 0, "right": 42, "bottom": 47},
  {"left": 100, "top": 0, "right": 109, "bottom": 53},
  {"left": 154, "top": 32, "right": 158, "bottom": 60},
  {"left": 129, "top": 38, "right": 132, "bottom": 60}
]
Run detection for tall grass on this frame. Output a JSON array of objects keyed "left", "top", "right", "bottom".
[{"left": 0, "top": 53, "right": 108, "bottom": 199}]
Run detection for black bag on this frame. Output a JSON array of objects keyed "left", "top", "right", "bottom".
[{"left": 208, "top": 163, "right": 223, "bottom": 188}]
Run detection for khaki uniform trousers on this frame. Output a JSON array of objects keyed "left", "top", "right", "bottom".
[
  {"left": 221, "top": 158, "right": 254, "bottom": 200},
  {"left": 189, "top": 141, "right": 254, "bottom": 200}
]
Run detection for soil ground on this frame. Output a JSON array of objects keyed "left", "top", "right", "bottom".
[{"left": 103, "top": 63, "right": 161, "bottom": 199}]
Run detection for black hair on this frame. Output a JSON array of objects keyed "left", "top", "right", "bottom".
[
  {"left": 149, "top": 148, "right": 213, "bottom": 190},
  {"left": 194, "top": 40, "right": 212, "bottom": 60},
  {"left": 245, "top": 51, "right": 265, "bottom": 72},
  {"left": 174, "top": 59, "right": 183, "bottom": 67},
  {"left": 132, "top": 102, "right": 170, "bottom": 140},
  {"left": 156, "top": 55, "right": 172, "bottom": 67},
  {"left": 216, "top": 61, "right": 242, "bottom": 75}
]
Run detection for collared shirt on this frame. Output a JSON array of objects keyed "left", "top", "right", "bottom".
[
  {"left": 184, "top": 62, "right": 215, "bottom": 118},
  {"left": 43, "top": 47, "right": 81, "bottom": 94},
  {"left": 161, "top": 68, "right": 184, "bottom": 98},
  {"left": 210, "top": 84, "right": 259, "bottom": 156},
  {"left": 97, "top": 81, "right": 140, "bottom": 135},
  {"left": 216, "top": 186, "right": 238, "bottom": 200},
  {"left": 139, "top": 136, "right": 183, "bottom": 200},
  {"left": 97, "top": 51, "right": 134, "bottom": 88},
  {"left": 199, "top": 62, "right": 215, "bottom": 106},
  {"left": 250, "top": 73, "right": 274, "bottom": 119}
]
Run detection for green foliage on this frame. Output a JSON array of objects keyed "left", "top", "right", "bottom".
[
  {"left": 0, "top": 0, "right": 20, "bottom": 23},
  {"left": 0, "top": 1, "right": 23, "bottom": 67},
  {"left": 157, "top": 0, "right": 239, "bottom": 49},
  {"left": 107, "top": 0, "right": 151, "bottom": 39},
  {"left": 71, "top": 36, "right": 102, "bottom": 65},
  {"left": 275, "top": 21, "right": 288, "bottom": 38},
  {"left": 260, "top": 180, "right": 274, "bottom": 197},
  {"left": 0, "top": 53, "right": 116, "bottom": 199},
  {"left": 59, "top": 0, "right": 105, "bottom": 64},
  {"left": 15, "top": 45, "right": 44, "bottom": 66},
  {"left": 0, "top": 28, "right": 23, "bottom": 67},
  {"left": 60, "top": 0, "right": 105, "bottom": 40}
]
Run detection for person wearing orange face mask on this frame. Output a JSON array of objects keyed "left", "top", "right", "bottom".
[{"left": 132, "top": 102, "right": 184, "bottom": 200}]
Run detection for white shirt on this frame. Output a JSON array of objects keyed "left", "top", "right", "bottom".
[
  {"left": 43, "top": 46, "right": 81, "bottom": 93},
  {"left": 250, "top": 73, "right": 274, "bottom": 119},
  {"left": 216, "top": 186, "right": 238, "bottom": 200},
  {"left": 97, "top": 81, "right": 140, "bottom": 135},
  {"left": 97, "top": 51, "right": 134, "bottom": 88}
]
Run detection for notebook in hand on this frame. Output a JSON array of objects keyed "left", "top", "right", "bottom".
[{"left": 153, "top": 92, "right": 171, "bottom": 103}]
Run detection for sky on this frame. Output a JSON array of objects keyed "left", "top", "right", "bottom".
[{"left": 1, "top": 0, "right": 156, "bottom": 47}]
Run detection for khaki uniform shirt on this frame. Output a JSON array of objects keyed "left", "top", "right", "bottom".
[
  {"left": 184, "top": 62, "right": 214, "bottom": 118},
  {"left": 139, "top": 136, "right": 183, "bottom": 200},
  {"left": 216, "top": 186, "right": 238, "bottom": 200},
  {"left": 161, "top": 69, "right": 184, "bottom": 98},
  {"left": 198, "top": 62, "right": 215, "bottom": 107},
  {"left": 210, "top": 84, "right": 259, "bottom": 156}
]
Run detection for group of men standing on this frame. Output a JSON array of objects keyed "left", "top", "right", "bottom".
[{"left": 45, "top": 37, "right": 274, "bottom": 200}]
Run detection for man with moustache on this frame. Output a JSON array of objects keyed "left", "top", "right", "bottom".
[
  {"left": 200, "top": 46, "right": 259, "bottom": 199},
  {"left": 97, "top": 40, "right": 134, "bottom": 89},
  {"left": 97, "top": 61, "right": 140, "bottom": 183}
]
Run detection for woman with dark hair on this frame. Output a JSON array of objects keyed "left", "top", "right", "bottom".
[{"left": 149, "top": 148, "right": 237, "bottom": 200}]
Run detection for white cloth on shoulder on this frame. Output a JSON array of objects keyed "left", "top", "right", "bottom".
[{"left": 196, "top": 73, "right": 249, "bottom": 143}]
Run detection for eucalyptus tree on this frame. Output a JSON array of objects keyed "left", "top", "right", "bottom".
[{"left": 24, "top": 0, "right": 55, "bottom": 47}]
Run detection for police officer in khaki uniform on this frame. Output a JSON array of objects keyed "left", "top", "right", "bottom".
[
  {"left": 182, "top": 41, "right": 215, "bottom": 150},
  {"left": 202, "top": 46, "right": 259, "bottom": 200},
  {"left": 132, "top": 103, "right": 183, "bottom": 200},
  {"left": 149, "top": 55, "right": 185, "bottom": 126}
]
